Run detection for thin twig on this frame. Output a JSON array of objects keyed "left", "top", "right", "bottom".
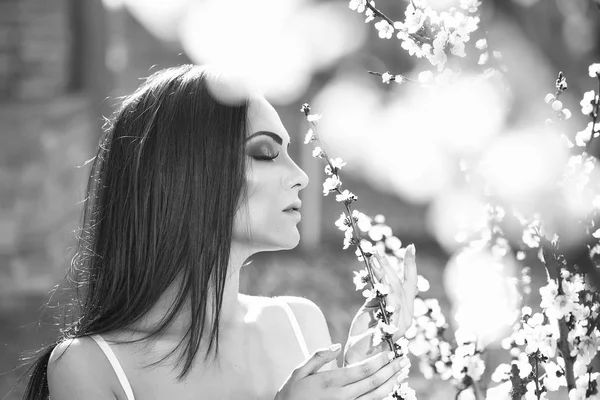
[
  {"left": 308, "top": 119, "right": 400, "bottom": 358},
  {"left": 586, "top": 74, "right": 600, "bottom": 150}
]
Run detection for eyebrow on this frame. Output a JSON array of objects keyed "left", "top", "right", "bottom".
[{"left": 246, "top": 131, "right": 287, "bottom": 146}]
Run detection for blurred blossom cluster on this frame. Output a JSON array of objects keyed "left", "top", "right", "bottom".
[
  {"left": 121, "top": 0, "right": 366, "bottom": 104},
  {"left": 304, "top": 0, "right": 600, "bottom": 399}
]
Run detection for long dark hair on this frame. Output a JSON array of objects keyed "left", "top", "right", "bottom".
[{"left": 22, "top": 64, "right": 250, "bottom": 399}]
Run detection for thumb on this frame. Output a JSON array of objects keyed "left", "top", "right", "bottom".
[{"left": 295, "top": 343, "right": 341, "bottom": 378}]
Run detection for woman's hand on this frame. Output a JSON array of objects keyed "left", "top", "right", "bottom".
[
  {"left": 274, "top": 344, "right": 410, "bottom": 400},
  {"left": 344, "top": 245, "right": 418, "bottom": 366}
]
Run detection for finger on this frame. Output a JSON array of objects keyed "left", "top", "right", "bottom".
[
  {"left": 371, "top": 252, "right": 403, "bottom": 300},
  {"left": 343, "top": 355, "right": 407, "bottom": 400},
  {"left": 375, "top": 254, "right": 403, "bottom": 323},
  {"left": 331, "top": 350, "right": 391, "bottom": 386},
  {"left": 343, "top": 328, "right": 391, "bottom": 365},
  {"left": 369, "top": 254, "right": 385, "bottom": 283},
  {"left": 402, "top": 244, "right": 418, "bottom": 302},
  {"left": 295, "top": 344, "right": 341, "bottom": 379}
]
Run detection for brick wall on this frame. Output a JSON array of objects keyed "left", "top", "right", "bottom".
[
  {"left": 0, "top": 0, "right": 74, "bottom": 102},
  {"left": 0, "top": 0, "right": 92, "bottom": 298}
]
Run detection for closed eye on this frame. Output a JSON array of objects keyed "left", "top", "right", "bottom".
[{"left": 251, "top": 151, "right": 280, "bottom": 161}]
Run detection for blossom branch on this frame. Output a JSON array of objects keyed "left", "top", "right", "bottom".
[
  {"left": 541, "top": 240, "right": 576, "bottom": 391},
  {"left": 301, "top": 104, "right": 401, "bottom": 359},
  {"left": 586, "top": 72, "right": 600, "bottom": 150},
  {"left": 368, "top": 70, "right": 416, "bottom": 85},
  {"left": 364, "top": 1, "right": 429, "bottom": 44}
]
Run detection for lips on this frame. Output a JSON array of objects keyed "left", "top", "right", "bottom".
[{"left": 283, "top": 200, "right": 302, "bottom": 212}]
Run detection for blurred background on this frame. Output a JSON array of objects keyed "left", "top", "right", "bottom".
[{"left": 1, "top": 0, "right": 599, "bottom": 398}]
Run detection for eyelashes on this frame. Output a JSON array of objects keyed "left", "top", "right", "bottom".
[
  {"left": 251, "top": 151, "right": 280, "bottom": 161},
  {"left": 247, "top": 142, "right": 280, "bottom": 161}
]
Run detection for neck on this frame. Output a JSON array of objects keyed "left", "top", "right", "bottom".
[{"left": 128, "top": 243, "right": 254, "bottom": 342}]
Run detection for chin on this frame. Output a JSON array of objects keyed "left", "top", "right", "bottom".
[{"left": 265, "top": 230, "right": 301, "bottom": 251}]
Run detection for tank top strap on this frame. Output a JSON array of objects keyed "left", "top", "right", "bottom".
[
  {"left": 89, "top": 334, "right": 135, "bottom": 400},
  {"left": 277, "top": 298, "right": 311, "bottom": 360}
]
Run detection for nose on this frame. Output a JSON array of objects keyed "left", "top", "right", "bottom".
[{"left": 287, "top": 159, "right": 309, "bottom": 191}]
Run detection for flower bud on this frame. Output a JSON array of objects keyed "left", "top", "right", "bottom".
[{"left": 551, "top": 100, "right": 563, "bottom": 111}]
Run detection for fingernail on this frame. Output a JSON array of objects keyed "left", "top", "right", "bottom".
[
  {"left": 328, "top": 343, "right": 341, "bottom": 352},
  {"left": 400, "top": 357, "right": 411, "bottom": 368},
  {"left": 387, "top": 352, "right": 396, "bottom": 361},
  {"left": 408, "top": 244, "right": 416, "bottom": 255}
]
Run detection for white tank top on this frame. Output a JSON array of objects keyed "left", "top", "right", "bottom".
[{"left": 90, "top": 298, "right": 311, "bottom": 400}]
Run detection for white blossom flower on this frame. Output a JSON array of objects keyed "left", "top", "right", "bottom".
[
  {"left": 581, "top": 90, "right": 597, "bottom": 115},
  {"left": 522, "top": 223, "right": 541, "bottom": 248},
  {"left": 349, "top": 0, "right": 366, "bottom": 13},
  {"left": 571, "top": 302, "right": 590, "bottom": 322},
  {"left": 548, "top": 293, "right": 575, "bottom": 320},
  {"left": 428, "top": 30, "right": 449, "bottom": 71},
  {"left": 514, "top": 352, "right": 532, "bottom": 379},
  {"left": 343, "top": 229, "right": 354, "bottom": 249},
  {"left": 552, "top": 100, "right": 563, "bottom": 111},
  {"left": 374, "top": 282, "right": 390, "bottom": 296},
  {"left": 304, "top": 128, "right": 315, "bottom": 144},
  {"left": 356, "top": 239, "right": 375, "bottom": 261},
  {"left": 491, "top": 363, "right": 511, "bottom": 383},
  {"left": 364, "top": 6, "right": 375, "bottom": 23},
  {"left": 543, "top": 361, "right": 566, "bottom": 391},
  {"left": 589, "top": 63, "right": 600, "bottom": 78},
  {"left": 562, "top": 275, "right": 584, "bottom": 300},
  {"left": 394, "top": 75, "right": 406, "bottom": 84},
  {"left": 372, "top": 320, "right": 398, "bottom": 346},
  {"left": 545, "top": 93, "right": 556, "bottom": 104},
  {"left": 397, "top": 383, "right": 417, "bottom": 400},
  {"left": 475, "top": 38, "right": 487, "bottom": 50},
  {"left": 428, "top": 46, "right": 448, "bottom": 71},
  {"left": 381, "top": 71, "right": 393, "bottom": 84},
  {"left": 569, "top": 373, "right": 600, "bottom": 400},
  {"left": 523, "top": 321, "right": 557, "bottom": 358},
  {"left": 460, "top": 0, "right": 482, "bottom": 13},
  {"left": 353, "top": 269, "right": 369, "bottom": 290},
  {"left": 335, "top": 212, "right": 351, "bottom": 232},
  {"left": 312, "top": 146, "right": 324, "bottom": 158},
  {"left": 449, "top": 34, "right": 467, "bottom": 57},
  {"left": 486, "top": 382, "right": 512, "bottom": 400},
  {"left": 335, "top": 189, "right": 357, "bottom": 204},
  {"left": 452, "top": 349, "right": 485, "bottom": 381},
  {"left": 525, "top": 381, "right": 547, "bottom": 400},
  {"left": 402, "top": 3, "right": 427, "bottom": 34},
  {"left": 322, "top": 175, "right": 341, "bottom": 195},
  {"left": 569, "top": 325, "right": 599, "bottom": 366},
  {"left": 575, "top": 126, "right": 593, "bottom": 147},
  {"left": 329, "top": 157, "right": 346, "bottom": 170},
  {"left": 374, "top": 19, "right": 394, "bottom": 39},
  {"left": 399, "top": 36, "right": 425, "bottom": 57}
]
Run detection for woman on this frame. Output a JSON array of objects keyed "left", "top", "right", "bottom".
[{"left": 23, "top": 64, "right": 418, "bottom": 400}]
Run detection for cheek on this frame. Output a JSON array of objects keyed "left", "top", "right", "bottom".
[{"left": 233, "top": 170, "right": 269, "bottom": 234}]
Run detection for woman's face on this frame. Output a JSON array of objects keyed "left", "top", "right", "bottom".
[{"left": 232, "top": 96, "right": 309, "bottom": 252}]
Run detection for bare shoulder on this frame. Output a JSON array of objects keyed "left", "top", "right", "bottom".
[
  {"left": 48, "top": 337, "right": 119, "bottom": 399},
  {"left": 275, "top": 296, "right": 333, "bottom": 351}
]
